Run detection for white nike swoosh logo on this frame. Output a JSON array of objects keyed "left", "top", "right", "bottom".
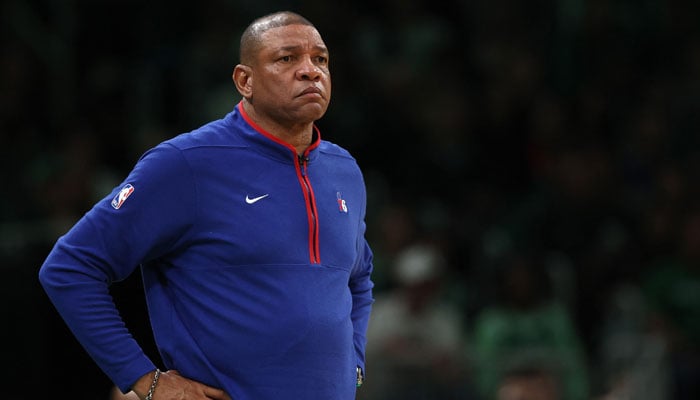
[{"left": 245, "top": 194, "right": 269, "bottom": 204}]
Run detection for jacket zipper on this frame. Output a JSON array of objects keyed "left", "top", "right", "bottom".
[{"left": 297, "top": 154, "right": 320, "bottom": 264}]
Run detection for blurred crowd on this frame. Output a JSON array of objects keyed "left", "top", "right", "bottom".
[{"left": 3, "top": 0, "right": 700, "bottom": 399}]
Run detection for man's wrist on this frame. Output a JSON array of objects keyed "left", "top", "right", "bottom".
[
  {"left": 144, "top": 369, "right": 161, "bottom": 400},
  {"left": 132, "top": 369, "right": 160, "bottom": 400}
]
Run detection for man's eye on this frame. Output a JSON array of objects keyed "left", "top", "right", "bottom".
[
  {"left": 280, "top": 56, "right": 292, "bottom": 62},
  {"left": 317, "top": 56, "right": 328, "bottom": 64}
]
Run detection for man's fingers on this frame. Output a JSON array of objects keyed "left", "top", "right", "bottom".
[
  {"left": 205, "top": 386, "right": 232, "bottom": 400},
  {"left": 162, "top": 369, "right": 231, "bottom": 399}
]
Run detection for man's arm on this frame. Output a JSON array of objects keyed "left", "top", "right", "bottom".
[
  {"left": 349, "top": 231, "right": 375, "bottom": 374},
  {"left": 38, "top": 144, "right": 196, "bottom": 392}
]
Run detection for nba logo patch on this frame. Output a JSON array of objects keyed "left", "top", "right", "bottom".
[
  {"left": 111, "top": 184, "right": 134, "bottom": 209},
  {"left": 336, "top": 191, "right": 348, "bottom": 213}
]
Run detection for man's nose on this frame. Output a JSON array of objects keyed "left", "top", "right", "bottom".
[{"left": 296, "top": 57, "right": 322, "bottom": 81}]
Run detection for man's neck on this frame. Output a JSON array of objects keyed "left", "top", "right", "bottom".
[{"left": 242, "top": 101, "right": 314, "bottom": 155}]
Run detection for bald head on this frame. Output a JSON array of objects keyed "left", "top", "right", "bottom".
[{"left": 239, "top": 11, "right": 316, "bottom": 65}]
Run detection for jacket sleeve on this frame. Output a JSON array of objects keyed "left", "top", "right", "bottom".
[
  {"left": 37, "top": 143, "right": 196, "bottom": 392},
  {"left": 348, "top": 212, "right": 375, "bottom": 375}
]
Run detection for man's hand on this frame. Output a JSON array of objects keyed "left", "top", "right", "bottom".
[{"left": 132, "top": 369, "right": 231, "bottom": 400}]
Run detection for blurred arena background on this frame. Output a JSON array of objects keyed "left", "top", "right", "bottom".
[{"left": 2, "top": 0, "right": 700, "bottom": 399}]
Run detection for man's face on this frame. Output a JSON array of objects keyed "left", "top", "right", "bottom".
[{"left": 248, "top": 24, "right": 331, "bottom": 126}]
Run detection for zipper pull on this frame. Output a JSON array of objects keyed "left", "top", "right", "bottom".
[{"left": 298, "top": 154, "right": 309, "bottom": 175}]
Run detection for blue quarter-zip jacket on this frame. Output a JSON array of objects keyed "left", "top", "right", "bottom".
[{"left": 38, "top": 102, "right": 375, "bottom": 399}]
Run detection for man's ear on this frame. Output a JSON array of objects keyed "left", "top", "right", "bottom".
[{"left": 233, "top": 64, "right": 253, "bottom": 99}]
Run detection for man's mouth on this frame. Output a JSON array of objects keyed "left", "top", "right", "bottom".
[{"left": 299, "top": 86, "right": 323, "bottom": 97}]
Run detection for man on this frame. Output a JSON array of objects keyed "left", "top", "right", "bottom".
[
  {"left": 39, "top": 11, "right": 374, "bottom": 400},
  {"left": 496, "top": 366, "right": 561, "bottom": 400}
]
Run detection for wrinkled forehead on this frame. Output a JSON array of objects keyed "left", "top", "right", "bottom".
[
  {"left": 261, "top": 24, "right": 325, "bottom": 45},
  {"left": 258, "top": 24, "right": 328, "bottom": 53}
]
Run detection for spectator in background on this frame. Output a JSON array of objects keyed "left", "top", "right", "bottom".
[
  {"left": 641, "top": 208, "right": 700, "bottom": 400},
  {"left": 594, "top": 283, "right": 670, "bottom": 400},
  {"left": 470, "top": 250, "right": 589, "bottom": 400},
  {"left": 362, "top": 242, "right": 469, "bottom": 400},
  {"left": 496, "top": 365, "right": 561, "bottom": 400}
]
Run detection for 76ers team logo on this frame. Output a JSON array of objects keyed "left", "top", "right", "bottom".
[
  {"left": 111, "top": 184, "right": 134, "bottom": 209},
  {"left": 336, "top": 191, "right": 348, "bottom": 213}
]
